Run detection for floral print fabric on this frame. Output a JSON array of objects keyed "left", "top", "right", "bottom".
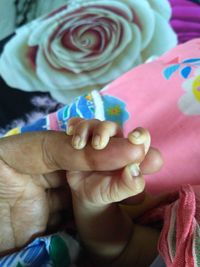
[{"left": 0, "top": 0, "right": 177, "bottom": 103}]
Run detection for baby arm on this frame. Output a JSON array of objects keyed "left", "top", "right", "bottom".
[{"left": 66, "top": 119, "right": 160, "bottom": 267}]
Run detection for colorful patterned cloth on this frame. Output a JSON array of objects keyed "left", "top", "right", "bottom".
[
  {"left": 0, "top": 233, "right": 80, "bottom": 267},
  {"left": 5, "top": 90, "right": 129, "bottom": 136}
]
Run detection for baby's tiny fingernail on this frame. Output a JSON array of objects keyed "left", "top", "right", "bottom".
[
  {"left": 67, "top": 125, "right": 74, "bottom": 135},
  {"left": 128, "top": 163, "right": 140, "bottom": 177},
  {"left": 128, "top": 128, "right": 151, "bottom": 155},
  {"left": 92, "top": 135, "right": 101, "bottom": 149},
  {"left": 132, "top": 130, "right": 141, "bottom": 139},
  {"left": 129, "top": 129, "right": 144, "bottom": 144},
  {"left": 73, "top": 135, "right": 82, "bottom": 149}
]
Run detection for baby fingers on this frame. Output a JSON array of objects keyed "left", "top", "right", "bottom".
[
  {"left": 119, "top": 164, "right": 145, "bottom": 199},
  {"left": 91, "top": 120, "right": 123, "bottom": 150},
  {"left": 67, "top": 119, "right": 123, "bottom": 150},
  {"left": 128, "top": 127, "right": 151, "bottom": 155}
]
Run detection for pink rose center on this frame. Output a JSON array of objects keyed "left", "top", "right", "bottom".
[{"left": 27, "top": 46, "right": 38, "bottom": 70}]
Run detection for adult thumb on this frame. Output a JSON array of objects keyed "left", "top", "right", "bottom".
[{"left": 0, "top": 131, "right": 162, "bottom": 174}]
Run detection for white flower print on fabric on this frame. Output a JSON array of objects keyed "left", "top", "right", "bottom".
[
  {"left": 179, "top": 68, "right": 200, "bottom": 115},
  {"left": 0, "top": 0, "right": 177, "bottom": 103}
]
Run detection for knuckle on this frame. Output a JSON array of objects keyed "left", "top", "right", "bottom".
[
  {"left": 103, "top": 120, "right": 118, "bottom": 130},
  {"left": 75, "top": 120, "right": 89, "bottom": 134},
  {"left": 95, "top": 120, "right": 117, "bottom": 135},
  {"left": 41, "top": 132, "right": 57, "bottom": 171},
  {"left": 76, "top": 119, "right": 101, "bottom": 134},
  {"left": 68, "top": 117, "right": 80, "bottom": 124}
]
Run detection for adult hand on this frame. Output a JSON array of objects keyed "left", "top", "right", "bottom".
[{"left": 0, "top": 130, "right": 162, "bottom": 253}]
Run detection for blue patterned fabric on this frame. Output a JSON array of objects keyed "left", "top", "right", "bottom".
[
  {"left": 0, "top": 233, "right": 79, "bottom": 267},
  {"left": 163, "top": 58, "right": 200, "bottom": 80}
]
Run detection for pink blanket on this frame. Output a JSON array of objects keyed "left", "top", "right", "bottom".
[{"left": 142, "top": 185, "right": 200, "bottom": 267}]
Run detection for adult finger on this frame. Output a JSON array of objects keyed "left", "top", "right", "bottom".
[
  {"left": 141, "top": 148, "right": 163, "bottom": 174},
  {"left": 0, "top": 131, "right": 162, "bottom": 174}
]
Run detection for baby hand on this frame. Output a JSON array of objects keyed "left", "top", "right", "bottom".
[
  {"left": 66, "top": 117, "right": 123, "bottom": 150},
  {"left": 66, "top": 118, "right": 151, "bottom": 206}
]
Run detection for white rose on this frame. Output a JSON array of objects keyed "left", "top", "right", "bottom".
[{"left": 0, "top": 0, "right": 177, "bottom": 103}]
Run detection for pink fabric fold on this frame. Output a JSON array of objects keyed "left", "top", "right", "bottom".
[{"left": 143, "top": 185, "right": 200, "bottom": 267}]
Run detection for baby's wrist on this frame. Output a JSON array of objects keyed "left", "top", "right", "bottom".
[{"left": 71, "top": 191, "right": 111, "bottom": 212}]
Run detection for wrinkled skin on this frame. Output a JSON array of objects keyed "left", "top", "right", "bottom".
[{"left": 0, "top": 130, "right": 162, "bottom": 254}]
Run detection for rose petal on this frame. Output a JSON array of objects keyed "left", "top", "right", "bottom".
[
  {"left": 96, "top": 24, "right": 142, "bottom": 83},
  {"left": 0, "top": 27, "right": 44, "bottom": 91},
  {"left": 141, "top": 12, "right": 177, "bottom": 60},
  {"left": 147, "top": 0, "right": 171, "bottom": 20},
  {"left": 123, "top": 0, "right": 155, "bottom": 50},
  {"left": 28, "top": 7, "right": 71, "bottom": 46},
  {"left": 36, "top": 45, "right": 112, "bottom": 89},
  {"left": 51, "top": 85, "right": 98, "bottom": 104},
  {"left": 45, "top": 8, "right": 133, "bottom": 72}
]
